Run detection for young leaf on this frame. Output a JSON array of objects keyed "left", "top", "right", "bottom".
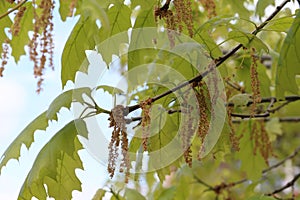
[
  {"left": 96, "top": 85, "right": 124, "bottom": 95},
  {"left": 46, "top": 87, "right": 92, "bottom": 121},
  {"left": 276, "top": 11, "right": 300, "bottom": 97},
  {"left": 255, "top": 0, "right": 275, "bottom": 19},
  {"left": 235, "top": 121, "right": 268, "bottom": 181},
  {"left": 92, "top": 189, "right": 106, "bottom": 200},
  {"left": 59, "top": 0, "right": 73, "bottom": 21},
  {"left": 0, "top": 111, "right": 48, "bottom": 174},
  {"left": 0, "top": 1, "right": 12, "bottom": 48},
  {"left": 228, "top": 30, "right": 269, "bottom": 53},
  {"left": 10, "top": 3, "right": 34, "bottom": 63},
  {"left": 18, "top": 119, "right": 87, "bottom": 200},
  {"left": 229, "top": 94, "right": 251, "bottom": 107},
  {"left": 247, "top": 195, "right": 276, "bottom": 200},
  {"left": 96, "top": 4, "right": 132, "bottom": 64},
  {"left": 61, "top": 15, "right": 98, "bottom": 86},
  {"left": 125, "top": 188, "right": 146, "bottom": 200}
]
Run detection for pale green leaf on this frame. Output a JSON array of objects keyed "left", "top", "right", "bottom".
[
  {"left": 61, "top": 15, "right": 98, "bottom": 86},
  {"left": 59, "top": 0, "right": 73, "bottom": 21},
  {"left": 247, "top": 195, "right": 276, "bottom": 200},
  {"left": 0, "top": 1, "right": 12, "bottom": 48},
  {"left": 228, "top": 30, "right": 269, "bottom": 53},
  {"left": 157, "top": 186, "right": 176, "bottom": 200},
  {"left": 96, "top": 85, "right": 124, "bottom": 95},
  {"left": 256, "top": 0, "right": 275, "bottom": 18},
  {"left": 265, "top": 118, "right": 282, "bottom": 141},
  {"left": 97, "top": 4, "right": 132, "bottom": 64},
  {"left": 81, "top": 0, "right": 109, "bottom": 30},
  {"left": 264, "top": 16, "right": 294, "bottom": 32},
  {"left": 235, "top": 121, "right": 268, "bottom": 181},
  {"left": 46, "top": 87, "right": 92, "bottom": 121},
  {"left": 92, "top": 189, "right": 106, "bottom": 200},
  {"left": 0, "top": 111, "right": 48, "bottom": 174},
  {"left": 125, "top": 188, "right": 145, "bottom": 200},
  {"left": 276, "top": 11, "right": 300, "bottom": 97},
  {"left": 229, "top": 94, "right": 251, "bottom": 107},
  {"left": 18, "top": 119, "right": 86, "bottom": 200},
  {"left": 10, "top": 3, "right": 34, "bottom": 62}
]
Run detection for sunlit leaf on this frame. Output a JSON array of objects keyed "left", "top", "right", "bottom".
[
  {"left": 235, "top": 121, "right": 268, "bottom": 181},
  {"left": 10, "top": 3, "right": 34, "bottom": 62},
  {"left": 276, "top": 11, "right": 300, "bottom": 97},
  {"left": 18, "top": 119, "right": 87, "bottom": 200},
  {"left": 228, "top": 30, "right": 269, "bottom": 53},
  {"left": 92, "top": 189, "right": 106, "bottom": 200},
  {"left": 97, "top": 4, "right": 131, "bottom": 64},
  {"left": 0, "top": 1, "right": 12, "bottom": 49},
  {"left": 0, "top": 111, "right": 48, "bottom": 174},
  {"left": 61, "top": 15, "right": 98, "bottom": 86},
  {"left": 96, "top": 85, "right": 124, "bottom": 95},
  {"left": 125, "top": 188, "right": 145, "bottom": 200},
  {"left": 46, "top": 87, "right": 92, "bottom": 121},
  {"left": 256, "top": 0, "right": 275, "bottom": 19}
]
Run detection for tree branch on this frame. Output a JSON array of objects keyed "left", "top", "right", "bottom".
[
  {"left": 266, "top": 173, "right": 300, "bottom": 197},
  {"left": 127, "top": 0, "right": 291, "bottom": 114},
  {"left": 0, "top": 0, "right": 27, "bottom": 20}
]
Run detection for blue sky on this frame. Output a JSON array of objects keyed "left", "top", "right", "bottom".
[{"left": 0, "top": 4, "right": 112, "bottom": 199}]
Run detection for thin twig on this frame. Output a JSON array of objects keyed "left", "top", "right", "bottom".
[
  {"left": 266, "top": 173, "right": 300, "bottom": 196},
  {"left": 0, "top": 0, "right": 28, "bottom": 20},
  {"left": 263, "top": 146, "right": 300, "bottom": 174},
  {"left": 127, "top": 0, "right": 291, "bottom": 114},
  {"left": 232, "top": 117, "right": 300, "bottom": 123}
]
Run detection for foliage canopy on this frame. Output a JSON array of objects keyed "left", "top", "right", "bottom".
[{"left": 1, "top": 0, "right": 300, "bottom": 199}]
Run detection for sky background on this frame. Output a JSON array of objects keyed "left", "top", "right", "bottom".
[{"left": 0, "top": 4, "right": 113, "bottom": 199}]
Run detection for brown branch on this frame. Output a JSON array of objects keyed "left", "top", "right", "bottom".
[
  {"left": 263, "top": 146, "right": 300, "bottom": 174},
  {"left": 0, "top": 0, "right": 27, "bottom": 20},
  {"left": 232, "top": 117, "right": 300, "bottom": 123},
  {"left": 266, "top": 173, "right": 300, "bottom": 197},
  {"left": 127, "top": 0, "right": 291, "bottom": 115}
]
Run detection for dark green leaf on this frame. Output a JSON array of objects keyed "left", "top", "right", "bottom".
[{"left": 0, "top": 111, "right": 48, "bottom": 174}]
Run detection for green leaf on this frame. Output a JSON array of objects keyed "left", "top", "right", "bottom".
[
  {"left": 157, "top": 186, "right": 176, "bottom": 200},
  {"left": 225, "top": 0, "right": 251, "bottom": 19},
  {"left": 228, "top": 30, "right": 269, "bottom": 53},
  {"left": 256, "top": 0, "right": 275, "bottom": 19},
  {"left": 47, "top": 87, "right": 92, "bottom": 121},
  {"left": 235, "top": 121, "right": 268, "bottom": 181},
  {"left": 276, "top": 11, "right": 300, "bottom": 97},
  {"left": 96, "top": 4, "right": 132, "bottom": 64},
  {"left": 81, "top": 0, "right": 109, "bottom": 30},
  {"left": 124, "top": 188, "right": 146, "bottom": 200},
  {"left": 0, "top": 1, "right": 12, "bottom": 47},
  {"left": 61, "top": 15, "right": 98, "bottom": 86},
  {"left": 228, "top": 94, "right": 251, "bottom": 107},
  {"left": 0, "top": 111, "right": 48, "bottom": 174},
  {"left": 264, "top": 16, "right": 294, "bottom": 32},
  {"left": 92, "top": 189, "right": 106, "bottom": 200},
  {"left": 59, "top": 0, "right": 73, "bottom": 21},
  {"left": 265, "top": 118, "right": 282, "bottom": 141},
  {"left": 18, "top": 119, "right": 87, "bottom": 200},
  {"left": 247, "top": 195, "right": 276, "bottom": 200},
  {"left": 10, "top": 3, "right": 34, "bottom": 62},
  {"left": 96, "top": 85, "right": 124, "bottom": 95}
]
